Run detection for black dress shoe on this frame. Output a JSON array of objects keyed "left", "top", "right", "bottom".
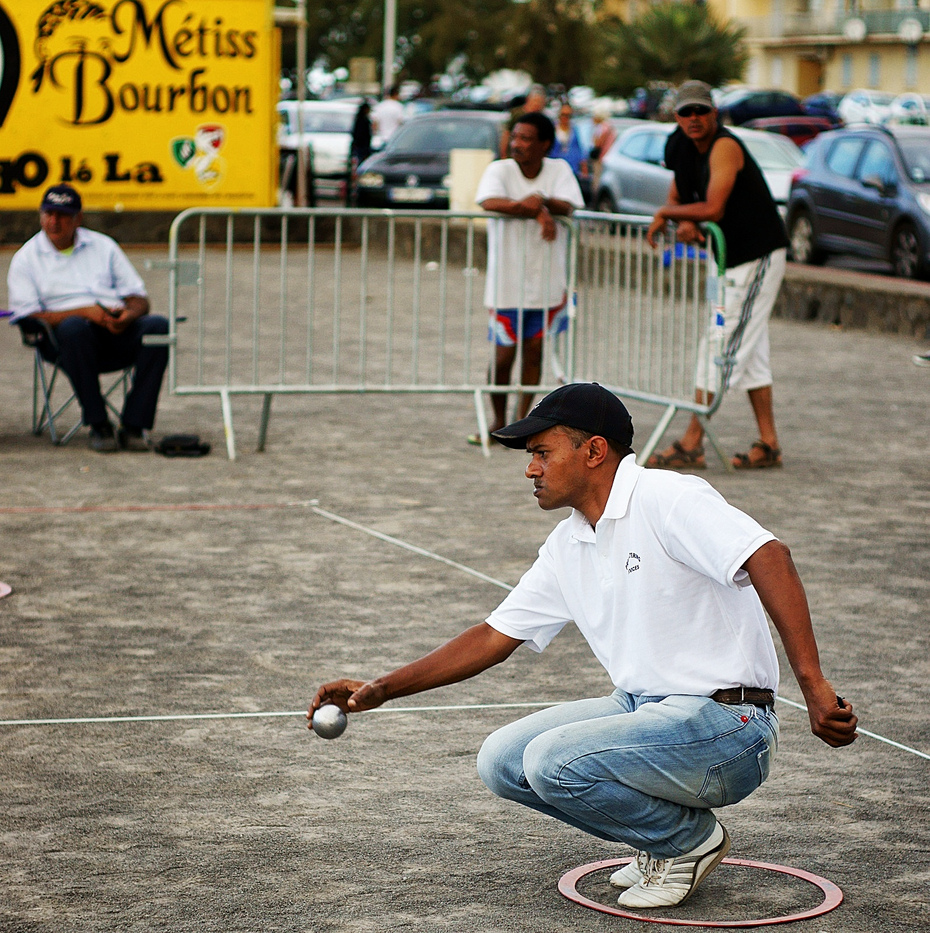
[
  {"left": 89, "top": 423, "right": 119, "bottom": 453},
  {"left": 117, "top": 426, "right": 152, "bottom": 451}
]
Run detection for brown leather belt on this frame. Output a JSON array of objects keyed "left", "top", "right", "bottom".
[{"left": 711, "top": 687, "right": 775, "bottom": 707}]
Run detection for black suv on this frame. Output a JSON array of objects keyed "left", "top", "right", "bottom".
[{"left": 786, "top": 124, "right": 930, "bottom": 278}]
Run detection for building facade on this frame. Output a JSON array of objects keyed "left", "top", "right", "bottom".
[{"left": 708, "top": 0, "right": 930, "bottom": 96}]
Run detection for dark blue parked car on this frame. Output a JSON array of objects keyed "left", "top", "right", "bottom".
[
  {"left": 786, "top": 124, "right": 930, "bottom": 278},
  {"left": 802, "top": 91, "right": 843, "bottom": 125},
  {"left": 716, "top": 87, "right": 805, "bottom": 126}
]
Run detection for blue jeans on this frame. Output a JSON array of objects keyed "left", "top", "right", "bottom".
[
  {"left": 476, "top": 689, "right": 778, "bottom": 858},
  {"left": 48, "top": 316, "right": 169, "bottom": 429}
]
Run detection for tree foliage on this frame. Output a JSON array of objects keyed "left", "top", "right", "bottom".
[
  {"left": 487, "top": 0, "right": 600, "bottom": 88},
  {"left": 294, "top": 0, "right": 601, "bottom": 87},
  {"left": 590, "top": 4, "right": 748, "bottom": 96},
  {"left": 299, "top": 0, "right": 503, "bottom": 84},
  {"left": 285, "top": 0, "right": 745, "bottom": 96}
]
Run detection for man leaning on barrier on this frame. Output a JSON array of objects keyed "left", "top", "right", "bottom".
[
  {"left": 310, "top": 382, "right": 857, "bottom": 910},
  {"left": 7, "top": 184, "right": 169, "bottom": 453},
  {"left": 471, "top": 112, "right": 585, "bottom": 446},
  {"left": 647, "top": 81, "right": 790, "bottom": 470}
]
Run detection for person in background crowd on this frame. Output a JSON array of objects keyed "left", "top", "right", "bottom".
[
  {"left": 372, "top": 84, "right": 405, "bottom": 142},
  {"left": 349, "top": 99, "right": 373, "bottom": 205},
  {"left": 646, "top": 80, "right": 789, "bottom": 471},
  {"left": 549, "top": 102, "right": 590, "bottom": 202},
  {"left": 500, "top": 85, "right": 547, "bottom": 159},
  {"left": 589, "top": 107, "right": 618, "bottom": 199},
  {"left": 471, "top": 113, "right": 584, "bottom": 442}
]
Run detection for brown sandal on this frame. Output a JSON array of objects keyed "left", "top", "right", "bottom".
[
  {"left": 732, "top": 441, "right": 782, "bottom": 469},
  {"left": 647, "top": 441, "right": 707, "bottom": 470}
]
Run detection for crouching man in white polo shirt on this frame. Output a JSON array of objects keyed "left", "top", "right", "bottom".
[{"left": 309, "top": 382, "right": 857, "bottom": 909}]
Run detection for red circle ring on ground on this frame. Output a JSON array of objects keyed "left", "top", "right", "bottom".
[{"left": 559, "top": 857, "right": 843, "bottom": 927}]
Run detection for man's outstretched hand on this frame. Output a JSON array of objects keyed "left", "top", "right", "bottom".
[{"left": 307, "top": 678, "right": 387, "bottom": 730}]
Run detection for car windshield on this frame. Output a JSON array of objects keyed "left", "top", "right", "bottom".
[
  {"left": 898, "top": 137, "right": 930, "bottom": 182},
  {"left": 388, "top": 119, "right": 496, "bottom": 152},
  {"left": 866, "top": 92, "right": 895, "bottom": 106},
  {"left": 287, "top": 108, "right": 355, "bottom": 134},
  {"left": 740, "top": 134, "right": 803, "bottom": 170}
]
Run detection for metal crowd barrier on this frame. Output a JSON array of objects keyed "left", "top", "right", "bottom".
[
  {"left": 572, "top": 210, "right": 731, "bottom": 468},
  {"left": 164, "top": 207, "right": 729, "bottom": 462}
]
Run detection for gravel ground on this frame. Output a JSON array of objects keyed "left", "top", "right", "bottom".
[{"left": 1, "top": 246, "right": 928, "bottom": 932}]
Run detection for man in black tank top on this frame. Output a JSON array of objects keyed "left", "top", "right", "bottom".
[{"left": 646, "top": 81, "right": 789, "bottom": 471}]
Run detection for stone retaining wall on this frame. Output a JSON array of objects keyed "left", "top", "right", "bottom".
[{"left": 775, "top": 264, "right": 930, "bottom": 339}]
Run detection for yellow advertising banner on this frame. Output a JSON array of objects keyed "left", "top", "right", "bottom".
[{"left": 0, "top": 0, "right": 278, "bottom": 210}]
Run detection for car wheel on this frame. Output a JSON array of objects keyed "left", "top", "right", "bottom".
[
  {"left": 788, "top": 211, "right": 825, "bottom": 265},
  {"left": 891, "top": 222, "right": 922, "bottom": 279},
  {"left": 595, "top": 190, "right": 618, "bottom": 214}
]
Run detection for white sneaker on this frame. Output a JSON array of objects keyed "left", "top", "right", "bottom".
[
  {"left": 609, "top": 850, "right": 647, "bottom": 889},
  {"left": 616, "top": 822, "right": 730, "bottom": 909},
  {"left": 914, "top": 352, "right": 930, "bottom": 367}
]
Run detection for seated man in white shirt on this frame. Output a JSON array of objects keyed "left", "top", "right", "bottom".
[
  {"left": 310, "top": 382, "right": 857, "bottom": 910},
  {"left": 7, "top": 184, "right": 169, "bottom": 452}
]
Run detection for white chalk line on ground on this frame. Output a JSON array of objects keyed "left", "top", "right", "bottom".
[
  {"left": 2, "top": 700, "right": 929, "bottom": 762},
  {"left": 309, "top": 505, "right": 515, "bottom": 593},
  {"left": 0, "top": 702, "right": 558, "bottom": 727},
  {"left": 2, "top": 502, "right": 927, "bottom": 762},
  {"left": 0, "top": 501, "right": 316, "bottom": 515}
]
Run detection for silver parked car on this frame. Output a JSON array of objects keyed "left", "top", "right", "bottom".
[{"left": 593, "top": 122, "right": 805, "bottom": 217}]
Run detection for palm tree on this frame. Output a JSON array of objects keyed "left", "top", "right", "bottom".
[{"left": 591, "top": 3, "right": 748, "bottom": 96}]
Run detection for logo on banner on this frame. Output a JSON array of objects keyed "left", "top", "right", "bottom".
[{"left": 170, "top": 123, "right": 226, "bottom": 188}]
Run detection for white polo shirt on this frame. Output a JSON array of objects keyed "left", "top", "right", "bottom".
[
  {"left": 7, "top": 227, "right": 147, "bottom": 322},
  {"left": 487, "top": 455, "right": 780, "bottom": 697},
  {"left": 476, "top": 157, "right": 584, "bottom": 310}
]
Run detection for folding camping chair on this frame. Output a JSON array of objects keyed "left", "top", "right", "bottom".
[{"left": 16, "top": 317, "right": 132, "bottom": 446}]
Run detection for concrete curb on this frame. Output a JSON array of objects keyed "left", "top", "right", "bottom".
[{"left": 776, "top": 262, "right": 930, "bottom": 339}]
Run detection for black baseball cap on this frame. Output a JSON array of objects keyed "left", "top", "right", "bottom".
[
  {"left": 492, "top": 383, "right": 634, "bottom": 449},
  {"left": 40, "top": 184, "right": 82, "bottom": 215}
]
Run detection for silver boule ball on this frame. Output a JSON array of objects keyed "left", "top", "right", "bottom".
[{"left": 312, "top": 704, "right": 348, "bottom": 739}]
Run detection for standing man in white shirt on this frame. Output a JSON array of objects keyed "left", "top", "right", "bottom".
[
  {"left": 371, "top": 84, "right": 406, "bottom": 142},
  {"left": 7, "top": 184, "right": 169, "bottom": 452},
  {"left": 473, "top": 112, "right": 584, "bottom": 442},
  {"left": 310, "top": 382, "right": 857, "bottom": 910}
]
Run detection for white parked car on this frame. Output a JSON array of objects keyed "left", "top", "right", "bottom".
[
  {"left": 888, "top": 93, "right": 930, "bottom": 126},
  {"left": 277, "top": 99, "right": 360, "bottom": 201},
  {"left": 837, "top": 89, "right": 895, "bottom": 125}
]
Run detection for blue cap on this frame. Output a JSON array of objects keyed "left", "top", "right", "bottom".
[{"left": 40, "top": 184, "right": 82, "bottom": 215}]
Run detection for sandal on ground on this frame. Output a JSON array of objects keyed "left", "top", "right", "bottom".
[
  {"left": 732, "top": 441, "right": 782, "bottom": 469},
  {"left": 467, "top": 433, "right": 501, "bottom": 447},
  {"left": 646, "top": 441, "right": 706, "bottom": 470}
]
